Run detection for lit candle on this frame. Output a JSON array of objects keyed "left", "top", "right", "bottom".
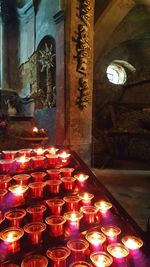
[
  {"left": 78, "top": 192, "right": 94, "bottom": 206},
  {"left": 2, "top": 150, "right": 18, "bottom": 160},
  {"left": 107, "top": 243, "right": 129, "bottom": 259},
  {"left": 85, "top": 231, "right": 106, "bottom": 251},
  {"left": 33, "top": 127, "right": 38, "bottom": 133},
  {"left": 63, "top": 211, "right": 83, "bottom": 231},
  {"left": 58, "top": 151, "right": 71, "bottom": 166},
  {"left": 8, "top": 185, "right": 28, "bottom": 206},
  {"left": 27, "top": 204, "right": 46, "bottom": 222},
  {"left": 80, "top": 206, "right": 98, "bottom": 224},
  {"left": 45, "top": 215, "right": 66, "bottom": 237},
  {"left": 61, "top": 177, "right": 76, "bottom": 191},
  {"left": 18, "top": 148, "right": 32, "bottom": 158},
  {"left": 46, "top": 246, "right": 70, "bottom": 267},
  {"left": 67, "top": 239, "right": 89, "bottom": 262},
  {"left": 24, "top": 222, "right": 46, "bottom": 245},
  {"left": 28, "top": 182, "right": 45, "bottom": 198},
  {"left": 121, "top": 235, "right": 143, "bottom": 250},
  {"left": 5, "top": 209, "right": 26, "bottom": 227},
  {"left": 47, "top": 169, "right": 61, "bottom": 180},
  {"left": 63, "top": 195, "right": 80, "bottom": 211},
  {"left": 0, "top": 227, "right": 24, "bottom": 255},
  {"left": 13, "top": 174, "right": 30, "bottom": 185},
  {"left": 46, "top": 147, "right": 58, "bottom": 155},
  {"left": 31, "top": 171, "right": 46, "bottom": 182},
  {"left": 15, "top": 156, "right": 30, "bottom": 171},
  {"left": 101, "top": 226, "right": 121, "bottom": 242},
  {"left": 21, "top": 254, "right": 48, "bottom": 267},
  {"left": 74, "top": 173, "right": 89, "bottom": 187},
  {"left": 46, "top": 180, "right": 62, "bottom": 194},
  {"left": 46, "top": 198, "right": 65, "bottom": 215},
  {"left": 61, "top": 168, "right": 75, "bottom": 177},
  {"left": 90, "top": 251, "right": 113, "bottom": 267},
  {"left": 0, "top": 174, "right": 11, "bottom": 189},
  {"left": 94, "top": 201, "right": 112, "bottom": 213}
]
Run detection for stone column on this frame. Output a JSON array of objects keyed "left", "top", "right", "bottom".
[{"left": 65, "top": 0, "right": 95, "bottom": 165}]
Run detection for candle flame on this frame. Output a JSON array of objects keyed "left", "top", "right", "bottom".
[
  {"left": 33, "top": 127, "right": 38, "bottom": 133},
  {"left": 13, "top": 186, "right": 24, "bottom": 195},
  {"left": 83, "top": 193, "right": 89, "bottom": 200},
  {"left": 70, "top": 213, "right": 77, "bottom": 221},
  {"left": 6, "top": 232, "right": 15, "bottom": 242},
  {"left": 18, "top": 156, "right": 26, "bottom": 163},
  {"left": 36, "top": 148, "right": 43, "bottom": 155},
  {"left": 59, "top": 152, "right": 70, "bottom": 159}
]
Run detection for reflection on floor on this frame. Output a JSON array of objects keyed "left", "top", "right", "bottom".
[{"left": 92, "top": 165, "right": 150, "bottom": 231}]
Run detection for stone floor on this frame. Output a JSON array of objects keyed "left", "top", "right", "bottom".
[{"left": 92, "top": 162, "right": 150, "bottom": 231}]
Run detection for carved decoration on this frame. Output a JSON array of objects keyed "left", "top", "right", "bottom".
[{"left": 73, "top": 0, "right": 92, "bottom": 109}]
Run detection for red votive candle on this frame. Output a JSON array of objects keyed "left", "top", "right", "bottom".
[
  {"left": 45, "top": 215, "right": 66, "bottom": 237},
  {"left": 27, "top": 204, "right": 46, "bottom": 222},
  {"left": 67, "top": 239, "right": 89, "bottom": 262},
  {"left": 9, "top": 185, "right": 28, "bottom": 206},
  {"left": 90, "top": 251, "right": 113, "bottom": 267},
  {"left": 46, "top": 198, "right": 65, "bottom": 215},
  {"left": 74, "top": 173, "right": 89, "bottom": 187},
  {"left": 0, "top": 226, "right": 24, "bottom": 255},
  {"left": 31, "top": 171, "right": 46, "bottom": 182},
  {"left": 46, "top": 147, "right": 58, "bottom": 155},
  {"left": 63, "top": 195, "right": 80, "bottom": 211},
  {"left": 0, "top": 159, "right": 15, "bottom": 173},
  {"left": 63, "top": 211, "right": 83, "bottom": 231},
  {"left": 121, "top": 235, "right": 143, "bottom": 250},
  {"left": 107, "top": 243, "right": 129, "bottom": 259},
  {"left": 34, "top": 147, "right": 46, "bottom": 156},
  {"left": 78, "top": 192, "right": 94, "bottom": 206},
  {"left": 58, "top": 151, "right": 71, "bottom": 166},
  {"left": 94, "top": 200, "right": 112, "bottom": 214},
  {"left": 5, "top": 209, "right": 26, "bottom": 227},
  {"left": 46, "top": 180, "right": 62, "bottom": 194},
  {"left": 47, "top": 169, "right": 61, "bottom": 180},
  {"left": 46, "top": 246, "right": 70, "bottom": 267},
  {"left": 60, "top": 168, "right": 74, "bottom": 177},
  {"left": 18, "top": 148, "right": 32, "bottom": 158},
  {"left": 69, "top": 261, "right": 93, "bottom": 267},
  {"left": 24, "top": 222, "right": 46, "bottom": 245},
  {"left": 0, "top": 174, "right": 11, "bottom": 189},
  {"left": 80, "top": 206, "right": 98, "bottom": 224},
  {"left": 61, "top": 177, "right": 76, "bottom": 191},
  {"left": 31, "top": 156, "right": 45, "bottom": 169},
  {"left": 101, "top": 226, "right": 121, "bottom": 242},
  {"left": 2, "top": 150, "right": 18, "bottom": 160},
  {"left": 85, "top": 231, "right": 106, "bottom": 251},
  {"left": 29, "top": 182, "right": 45, "bottom": 198},
  {"left": 21, "top": 254, "right": 48, "bottom": 267},
  {"left": 13, "top": 174, "right": 30, "bottom": 185},
  {"left": 46, "top": 154, "right": 58, "bottom": 166},
  {"left": 15, "top": 156, "right": 30, "bottom": 171}
]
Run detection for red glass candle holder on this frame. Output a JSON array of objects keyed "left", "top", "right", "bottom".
[
  {"left": 45, "top": 215, "right": 66, "bottom": 237},
  {"left": 34, "top": 148, "right": 46, "bottom": 156},
  {"left": 63, "top": 195, "right": 80, "bottom": 211},
  {"left": 121, "top": 235, "right": 143, "bottom": 250},
  {"left": 24, "top": 222, "right": 46, "bottom": 245},
  {"left": 31, "top": 156, "right": 45, "bottom": 169},
  {"left": 94, "top": 201, "right": 112, "bottom": 214},
  {"left": 2, "top": 150, "right": 18, "bottom": 160},
  {"left": 63, "top": 211, "right": 83, "bottom": 231},
  {"left": 85, "top": 231, "right": 106, "bottom": 251},
  {"left": 46, "top": 246, "right": 70, "bottom": 267},
  {"left": 46, "top": 154, "right": 58, "bottom": 166},
  {"left": 18, "top": 148, "right": 32, "bottom": 158},
  {"left": 67, "top": 239, "right": 89, "bottom": 262},
  {"left": 74, "top": 173, "right": 89, "bottom": 187},
  {"left": 58, "top": 152, "right": 71, "bottom": 166},
  {"left": 80, "top": 206, "right": 98, "bottom": 224},
  {"left": 5, "top": 209, "right": 26, "bottom": 227},
  {"left": 0, "top": 159, "right": 15, "bottom": 173},
  {"left": 101, "top": 226, "right": 121, "bottom": 242},
  {"left": 90, "top": 251, "right": 113, "bottom": 267},
  {"left": 69, "top": 262, "right": 93, "bottom": 267},
  {"left": 15, "top": 157, "right": 30, "bottom": 171},
  {"left": 61, "top": 177, "right": 76, "bottom": 191},
  {"left": 46, "top": 180, "right": 62, "bottom": 194},
  {"left": 47, "top": 169, "right": 61, "bottom": 180},
  {"left": 13, "top": 174, "right": 30, "bottom": 185},
  {"left": 27, "top": 204, "right": 46, "bottom": 222},
  {"left": 78, "top": 192, "right": 94, "bottom": 206},
  {"left": 60, "top": 168, "right": 74, "bottom": 177},
  {"left": 46, "top": 198, "right": 65, "bottom": 215},
  {"left": 31, "top": 171, "right": 47, "bottom": 182},
  {"left": 46, "top": 147, "right": 58, "bottom": 155},
  {"left": 8, "top": 185, "right": 28, "bottom": 206},
  {"left": 0, "top": 174, "right": 11, "bottom": 189},
  {"left": 0, "top": 226, "right": 24, "bottom": 255},
  {"left": 21, "top": 254, "right": 48, "bottom": 267},
  {"left": 107, "top": 243, "right": 129, "bottom": 259},
  {"left": 29, "top": 182, "right": 45, "bottom": 198}
]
